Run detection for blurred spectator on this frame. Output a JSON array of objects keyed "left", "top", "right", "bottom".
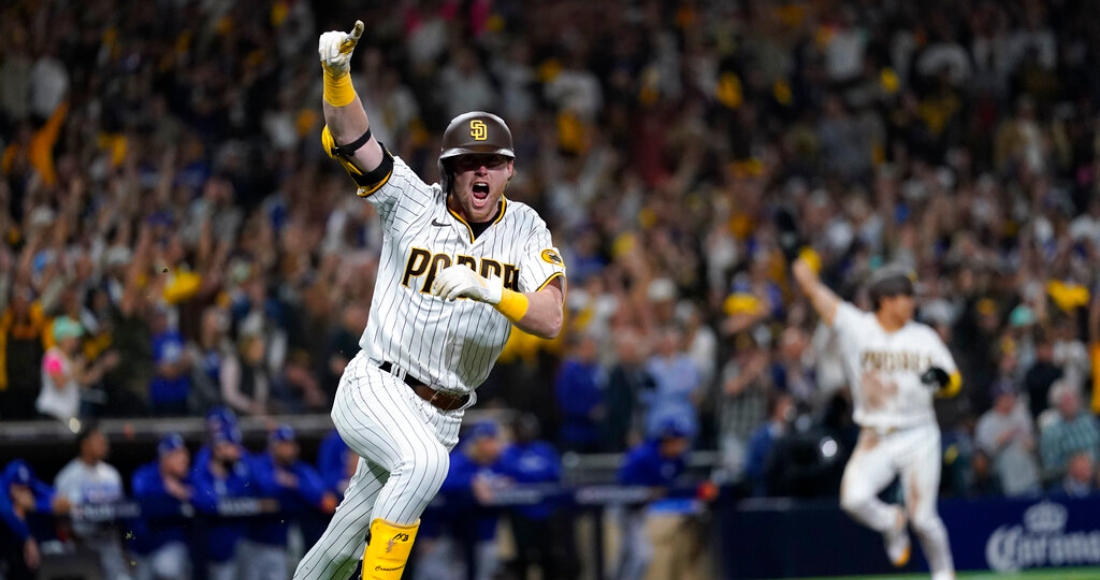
[
  {"left": 319, "top": 304, "right": 367, "bottom": 402},
  {"left": 615, "top": 417, "right": 694, "bottom": 580},
  {"left": 0, "top": 459, "right": 69, "bottom": 580},
  {"left": 100, "top": 251, "right": 156, "bottom": 418},
  {"left": 499, "top": 413, "right": 576, "bottom": 580},
  {"left": 554, "top": 332, "right": 606, "bottom": 453},
  {"left": 221, "top": 333, "right": 270, "bottom": 417},
  {"left": 774, "top": 326, "right": 817, "bottom": 406},
  {"left": 244, "top": 425, "right": 335, "bottom": 580},
  {"left": 439, "top": 421, "right": 508, "bottom": 580},
  {"left": 1024, "top": 330, "right": 1064, "bottom": 421},
  {"left": 1049, "top": 451, "right": 1097, "bottom": 499},
  {"left": 438, "top": 47, "right": 497, "bottom": 120},
  {"left": 603, "top": 329, "right": 655, "bottom": 453},
  {"left": 1039, "top": 381, "right": 1100, "bottom": 484},
  {"left": 0, "top": 285, "right": 47, "bottom": 420},
  {"left": 744, "top": 392, "right": 795, "bottom": 497},
  {"left": 187, "top": 306, "right": 235, "bottom": 413},
  {"left": 190, "top": 416, "right": 256, "bottom": 580},
  {"left": 353, "top": 49, "right": 422, "bottom": 151},
  {"left": 964, "top": 450, "right": 1004, "bottom": 499},
  {"left": 643, "top": 326, "right": 703, "bottom": 444},
  {"left": 149, "top": 306, "right": 193, "bottom": 416},
  {"left": 1051, "top": 316, "right": 1091, "bottom": 392},
  {"left": 27, "top": 45, "right": 68, "bottom": 124},
  {"left": 37, "top": 316, "right": 119, "bottom": 424},
  {"left": 129, "top": 434, "right": 193, "bottom": 580},
  {"left": 53, "top": 422, "right": 131, "bottom": 580},
  {"left": 974, "top": 381, "right": 1041, "bottom": 497},
  {"left": 714, "top": 330, "right": 774, "bottom": 484}
]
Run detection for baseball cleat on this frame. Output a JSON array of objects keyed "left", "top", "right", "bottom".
[{"left": 884, "top": 508, "right": 910, "bottom": 567}]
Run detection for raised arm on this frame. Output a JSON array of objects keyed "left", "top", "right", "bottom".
[
  {"left": 318, "top": 21, "right": 386, "bottom": 179},
  {"left": 792, "top": 257, "right": 840, "bottom": 326}
]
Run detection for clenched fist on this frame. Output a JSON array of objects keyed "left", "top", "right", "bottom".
[
  {"left": 318, "top": 20, "right": 364, "bottom": 77},
  {"left": 430, "top": 265, "right": 503, "bottom": 304}
]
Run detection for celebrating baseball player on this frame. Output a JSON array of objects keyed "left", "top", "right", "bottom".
[
  {"left": 792, "top": 258, "right": 959, "bottom": 580},
  {"left": 295, "top": 20, "right": 566, "bottom": 580}
]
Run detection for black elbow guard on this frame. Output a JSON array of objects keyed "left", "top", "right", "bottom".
[{"left": 321, "top": 125, "right": 394, "bottom": 196}]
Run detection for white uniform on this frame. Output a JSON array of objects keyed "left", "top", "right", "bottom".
[
  {"left": 295, "top": 156, "right": 565, "bottom": 580},
  {"left": 54, "top": 459, "right": 133, "bottom": 580},
  {"left": 832, "top": 302, "right": 956, "bottom": 578}
]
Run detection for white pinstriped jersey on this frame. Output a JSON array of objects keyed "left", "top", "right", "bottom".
[
  {"left": 832, "top": 302, "right": 957, "bottom": 430},
  {"left": 357, "top": 156, "right": 565, "bottom": 394}
]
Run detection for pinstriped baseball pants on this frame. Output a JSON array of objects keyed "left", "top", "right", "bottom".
[{"left": 293, "top": 352, "right": 470, "bottom": 580}]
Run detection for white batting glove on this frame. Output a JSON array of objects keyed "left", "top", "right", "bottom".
[
  {"left": 431, "top": 265, "right": 502, "bottom": 304},
  {"left": 318, "top": 20, "right": 364, "bottom": 77}
]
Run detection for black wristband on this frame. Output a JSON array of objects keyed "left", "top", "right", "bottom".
[
  {"left": 331, "top": 127, "right": 373, "bottom": 158},
  {"left": 920, "top": 367, "right": 950, "bottom": 389}
]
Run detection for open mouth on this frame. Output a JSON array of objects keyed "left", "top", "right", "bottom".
[{"left": 472, "top": 182, "right": 490, "bottom": 200}]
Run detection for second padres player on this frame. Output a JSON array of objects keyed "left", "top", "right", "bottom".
[
  {"left": 792, "top": 259, "right": 959, "bottom": 580},
  {"left": 295, "top": 20, "right": 566, "bottom": 580}
]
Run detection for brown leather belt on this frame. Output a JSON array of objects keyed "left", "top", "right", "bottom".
[{"left": 378, "top": 362, "right": 469, "bottom": 412}]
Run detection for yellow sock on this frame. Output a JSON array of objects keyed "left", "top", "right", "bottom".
[{"left": 362, "top": 518, "right": 419, "bottom": 580}]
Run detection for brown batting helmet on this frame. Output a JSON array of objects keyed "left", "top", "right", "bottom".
[
  {"left": 438, "top": 111, "right": 514, "bottom": 193},
  {"left": 867, "top": 265, "right": 916, "bottom": 310}
]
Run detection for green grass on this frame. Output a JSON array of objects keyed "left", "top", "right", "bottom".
[{"left": 792, "top": 568, "right": 1100, "bottom": 580}]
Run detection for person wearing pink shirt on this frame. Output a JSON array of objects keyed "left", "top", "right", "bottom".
[{"left": 36, "top": 316, "right": 118, "bottom": 423}]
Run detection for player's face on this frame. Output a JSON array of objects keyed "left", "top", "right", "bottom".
[
  {"left": 449, "top": 154, "right": 514, "bottom": 223},
  {"left": 161, "top": 448, "right": 190, "bottom": 478},
  {"left": 659, "top": 436, "right": 689, "bottom": 458},
  {"left": 214, "top": 441, "right": 241, "bottom": 463},
  {"left": 273, "top": 440, "right": 299, "bottom": 464},
  {"left": 881, "top": 294, "right": 915, "bottom": 323},
  {"left": 83, "top": 431, "right": 109, "bottom": 462}
]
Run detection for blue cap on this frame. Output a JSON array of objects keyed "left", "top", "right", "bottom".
[
  {"left": 211, "top": 422, "right": 243, "bottom": 446},
  {"left": 3, "top": 460, "right": 34, "bottom": 486},
  {"left": 466, "top": 421, "right": 499, "bottom": 441},
  {"left": 270, "top": 425, "right": 296, "bottom": 443},
  {"left": 651, "top": 416, "right": 691, "bottom": 440},
  {"left": 205, "top": 406, "right": 238, "bottom": 434},
  {"left": 158, "top": 433, "right": 186, "bottom": 457}
]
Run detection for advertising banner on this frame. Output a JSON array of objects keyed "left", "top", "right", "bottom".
[
  {"left": 941, "top": 497, "right": 1100, "bottom": 573},
  {"left": 717, "top": 495, "right": 1100, "bottom": 578}
]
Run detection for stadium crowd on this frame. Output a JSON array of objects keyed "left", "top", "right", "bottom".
[{"left": 3, "top": 0, "right": 1100, "bottom": 577}]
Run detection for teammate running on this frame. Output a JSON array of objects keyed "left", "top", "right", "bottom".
[
  {"left": 295, "top": 20, "right": 566, "bottom": 580},
  {"left": 792, "top": 258, "right": 960, "bottom": 580}
]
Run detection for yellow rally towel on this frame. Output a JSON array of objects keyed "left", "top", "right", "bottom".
[
  {"left": 1047, "top": 280, "right": 1090, "bottom": 313},
  {"left": 362, "top": 518, "right": 419, "bottom": 580}
]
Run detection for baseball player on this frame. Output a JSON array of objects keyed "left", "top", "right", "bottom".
[
  {"left": 317, "top": 428, "right": 355, "bottom": 499},
  {"left": 54, "top": 422, "right": 132, "bottom": 580},
  {"left": 244, "top": 425, "right": 336, "bottom": 580},
  {"left": 190, "top": 417, "right": 257, "bottom": 580},
  {"left": 2, "top": 459, "right": 69, "bottom": 580},
  {"left": 792, "top": 258, "right": 960, "bottom": 580},
  {"left": 296, "top": 19, "right": 565, "bottom": 580},
  {"left": 130, "top": 433, "right": 193, "bottom": 580}
]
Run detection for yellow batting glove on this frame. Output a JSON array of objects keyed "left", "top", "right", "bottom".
[{"left": 318, "top": 20, "right": 364, "bottom": 78}]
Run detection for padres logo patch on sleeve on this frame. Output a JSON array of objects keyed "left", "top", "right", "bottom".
[{"left": 541, "top": 249, "right": 564, "bottom": 266}]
